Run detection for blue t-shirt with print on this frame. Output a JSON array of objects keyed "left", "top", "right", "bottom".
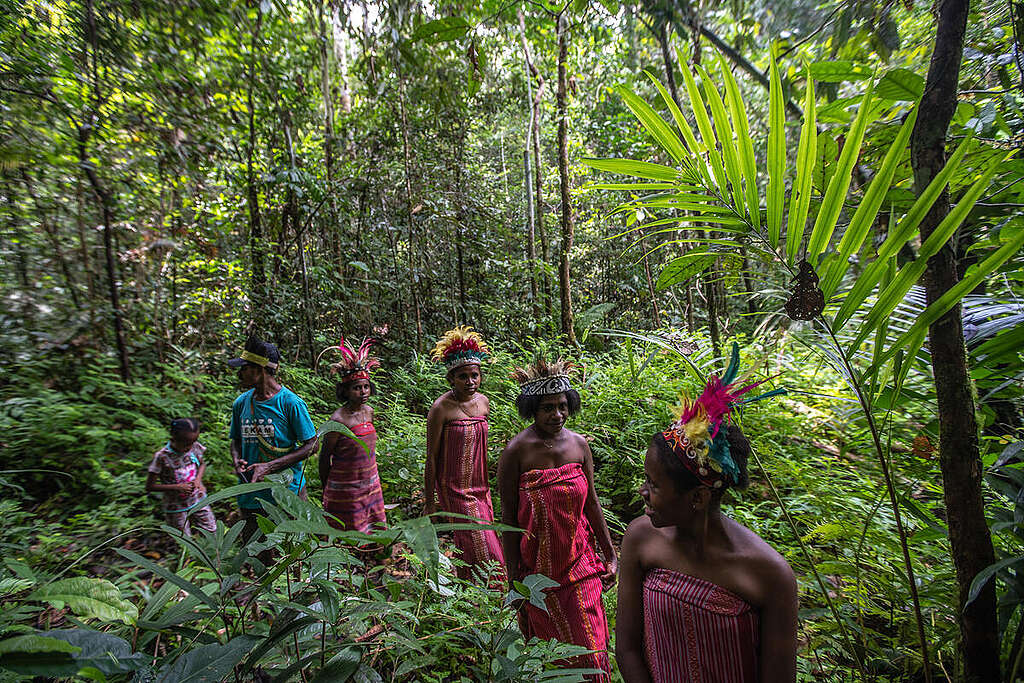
[{"left": 229, "top": 386, "right": 316, "bottom": 510}]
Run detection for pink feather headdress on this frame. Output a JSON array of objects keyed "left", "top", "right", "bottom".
[{"left": 316, "top": 336, "right": 380, "bottom": 381}]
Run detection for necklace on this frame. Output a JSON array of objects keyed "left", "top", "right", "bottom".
[
  {"left": 457, "top": 399, "right": 477, "bottom": 419},
  {"left": 534, "top": 426, "right": 556, "bottom": 449}
]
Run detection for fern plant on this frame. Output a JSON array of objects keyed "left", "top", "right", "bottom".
[{"left": 584, "top": 55, "right": 1023, "bottom": 680}]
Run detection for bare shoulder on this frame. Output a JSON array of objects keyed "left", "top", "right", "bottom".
[
  {"left": 563, "top": 428, "right": 589, "bottom": 450},
  {"left": 623, "top": 514, "right": 658, "bottom": 547},
  {"left": 330, "top": 407, "right": 346, "bottom": 422},
  {"left": 502, "top": 427, "right": 535, "bottom": 460},
  {"left": 729, "top": 519, "right": 796, "bottom": 586},
  {"left": 427, "top": 392, "right": 453, "bottom": 418}
]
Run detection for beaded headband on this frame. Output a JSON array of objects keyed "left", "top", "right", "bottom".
[{"left": 512, "top": 358, "right": 575, "bottom": 397}]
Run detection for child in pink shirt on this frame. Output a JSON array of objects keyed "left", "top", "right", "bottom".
[{"left": 145, "top": 418, "right": 217, "bottom": 535}]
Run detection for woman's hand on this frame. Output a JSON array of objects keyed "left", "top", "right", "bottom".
[{"left": 601, "top": 555, "right": 619, "bottom": 589}]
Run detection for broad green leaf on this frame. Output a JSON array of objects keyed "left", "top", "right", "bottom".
[
  {"left": 309, "top": 646, "right": 362, "bottom": 682},
  {"left": 318, "top": 420, "right": 368, "bottom": 453},
  {"left": 411, "top": 17, "right": 470, "bottom": 44},
  {"left": 875, "top": 68, "right": 925, "bottom": 101},
  {"left": 28, "top": 578, "right": 137, "bottom": 624},
  {"left": 0, "top": 635, "right": 79, "bottom": 655},
  {"left": 42, "top": 630, "right": 143, "bottom": 677},
  {"left": 581, "top": 158, "right": 678, "bottom": 182},
  {"left": 720, "top": 55, "right": 760, "bottom": 232},
  {"left": 833, "top": 134, "right": 974, "bottom": 331},
  {"left": 656, "top": 253, "right": 718, "bottom": 291},
  {"left": 806, "top": 77, "right": 876, "bottom": 265},
  {"left": 156, "top": 635, "right": 260, "bottom": 683},
  {"left": 870, "top": 221, "right": 1024, "bottom": 373},
  {"left": 681, "top": 67, "right": 729, "bottom": 197},
  {"left": 615, "top": 85, "right": 684, "bottom": 163},
  {"left": 698, "top": 65, "right": 744, "bottom": 213},
  {"left": 821, "top": 106, "right": 919, "bottom": 298},
  {"left": 808, "top": 60, "right": 873, "bottom": 82},
  {"left": 786, "top": 67, "right": 816, "bottom": 264}
]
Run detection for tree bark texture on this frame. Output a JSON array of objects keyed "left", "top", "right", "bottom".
[
  {"left": 246, "top": 6, "right": 266, "bottom": 316},
  {"left": 397, "top": 73, "right": 423, "bottom": 352},
  {"left": 909, "top": 1, "right": 1001, "bottom": 680},
  {"left": 519, "top": 10, "right": 552, "bottom": 325},
  {"left": 556, "top": 12, "right": 576, "bottom": 345}
]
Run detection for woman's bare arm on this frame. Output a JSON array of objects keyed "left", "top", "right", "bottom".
[
  {"left": 581, "top": 439, "right": 617, "bottom": 580},
  {"left": 496, "top": 441, "right": 522, "bottom": 585},
  {"left": 615, "top": 519, "right": 652, "bottom": 683},
  {"left": 758, "top": 557, "right": 799, "bottom": 683},
  {"left": 423, "top": 400, "right": 445, "bottom": 515}
]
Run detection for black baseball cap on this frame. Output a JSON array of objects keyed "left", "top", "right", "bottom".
[{"left": 227, "top": 339, "right": 281, "bottom": 369}]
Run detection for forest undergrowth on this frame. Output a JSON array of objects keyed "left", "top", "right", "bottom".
[{"left": 1, "top": 333, "right": 1015, "bottom": 681}]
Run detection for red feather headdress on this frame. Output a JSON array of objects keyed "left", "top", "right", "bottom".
[{"left": 316, "top": 336, "right": 380, "bottom": 381}]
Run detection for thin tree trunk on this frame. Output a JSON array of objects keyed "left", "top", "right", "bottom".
[
  {"left": 81, "top": 0, "right": 130, "bottom": 382},
  {"left": 524, "top": 149, "right": 540, "bottom": 326},
  {"left": 636, "top": 226, "right": 661, "bottom": 327},
  {"left": 519, "top": 9, "right": 552, "bottom": 325},
  {"left": 246, "top": 6, "right": 266, "bottom": 317},
  {"left": 555, "top": 12, "right": 576, "bottom": 345},
  {"left": 20, "top": 170, "right": 81, "bottom": 310},
  {"left": 397, "top": 73, "right": 423, "bottom": 351},
  {"left": 909, "top": 1, "right": 1000, "bottom": 680},
  {"left": 285, "top": 123, "right": 315, "bottom": 366}
]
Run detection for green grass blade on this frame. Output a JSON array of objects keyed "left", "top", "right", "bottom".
[
  {"left": 832, "top": 135, "right": 974, "bottom": 332},
  {"left": 786, "top": 67, "right": 816, "bottom": 265},
  {"left": 821, "top": 106, "right": 919, "bottom": 298},
  {"left": 698, "top": 65, "right": 745, "bottom": 213},
  {"left": 681, "top": 66, "right": 729, "bottom": 199},
  {"left": 806, "top": 77, "right": 876, "bottom": 265},
  {"left": 721, "top": 55, "right": 760, "bottom": 233},
  {"left": 867, "top": 222, "right": 1024, "bottom": 376},
  {"left": 615, "top": 84, "right": 686, "bottom": 163},
  {"left": 767, "top": 56, "right": 786, "bottom": 248}
]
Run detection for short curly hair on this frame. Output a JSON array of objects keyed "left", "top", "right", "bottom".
[
  {"left": 516, "top": 389, "right": 582, "bottom": 420},
  {"left": 649, "top": 425, "right": 751, "bottom": 495}
]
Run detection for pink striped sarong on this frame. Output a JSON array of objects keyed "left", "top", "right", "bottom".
[
  {"left": 437, "top": 416, "right": 504, "bottom": 579},
  {"left": 518, "top": 462, "right": 610, "bottom": 680},
  {"left": 322, "top": 422, "right": 387, "bottom": 532},
  {"left": 643, "top": 568, "right": 759, "bottom": 682}
]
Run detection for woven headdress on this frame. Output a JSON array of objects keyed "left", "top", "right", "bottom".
[
  {"left": 662, "top": 344, "right": 784, "bottom": 489},
  {"left": 431, "top": 326, "right": 489, "bottom": 371},
  {"left": 316, "top": 336, "right": 380, "bottom": 382},
  {"left": 512, "top": 358, "right": 575, "bottom": 397}
]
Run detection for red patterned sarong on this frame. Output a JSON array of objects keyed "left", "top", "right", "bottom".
[
  {"left": 322, "top": 422, "right": 387, "bottom": 532},
  {"left": 643, "top": 568, "right": 759, "bottom": 682},
  {"left": 437, "top": 417, "right": 504, "bottom": 579},
  {"left": 518, "top": 462, "right": 610, "bottom": 680}
]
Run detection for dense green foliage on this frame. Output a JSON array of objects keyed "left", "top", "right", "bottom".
[{"left": 2, "top": 0, "right": 1023, "bottom": 680}]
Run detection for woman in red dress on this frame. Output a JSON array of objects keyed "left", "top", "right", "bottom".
[
  {"left": 424, "top": 326, "right": 504, "bottom": 580},
  {"left": 497, "top": 359, "right": 617, "bottom": 681},
  {"left": 319, "top": 337, "right": 387, "bottom": 533},
  {"left": 616, "top": 346, "right": 797, "bottom": 682}
]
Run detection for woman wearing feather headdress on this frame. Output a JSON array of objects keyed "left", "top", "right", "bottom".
[
  {"left": 497, "top": 358, "right": 616, "bottom": 681},
  {"left": 424, "top": 326, "right": 505, "bottom": 580},
  {"left": 317, "top": 337, "right": 387, "bottom": 533},
  {"left": 616, "top": 345, "right": 797, "bottom": 683}
]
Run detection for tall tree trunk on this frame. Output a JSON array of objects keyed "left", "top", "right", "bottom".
[
  {"left": 81, "top": 0, "right": 130, "bottom": 382},
  {"left": 519, "top": 9, "right": 552, "bottom": 327},
  {"left": 246, "top": 6, "right": 266, "bottom": 317},
  {"left": 397, "top": 73, "right": 423, "bottom": 352},
  {"left": 314, "top": 0, "right": 340, "bottom": 285},
  {"left": 284, "top": 123, "right": 315, "bottom": 366},
  {"left": 20, "top": 170, "right": 80, "bottom": 311},
  {"left": 636, "top": 226, "right": 661, "bottom": 327},
  {"left": 524, "top": 149, "right": 540, "bottom": 325},
  {"left": 910, "top": 1, "right": 1000, "bottom": 681},
  {"left": 555, "top": 12, "right": 576, "bottom": 345}
]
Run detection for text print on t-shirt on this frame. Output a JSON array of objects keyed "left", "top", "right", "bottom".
[{"left": 242, "top": 418, "right": 276, "bottom": 441}]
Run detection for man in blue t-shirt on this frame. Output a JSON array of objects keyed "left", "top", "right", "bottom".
[{"left": 227, "top": 339, "right": 317, "bottom": 540}]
